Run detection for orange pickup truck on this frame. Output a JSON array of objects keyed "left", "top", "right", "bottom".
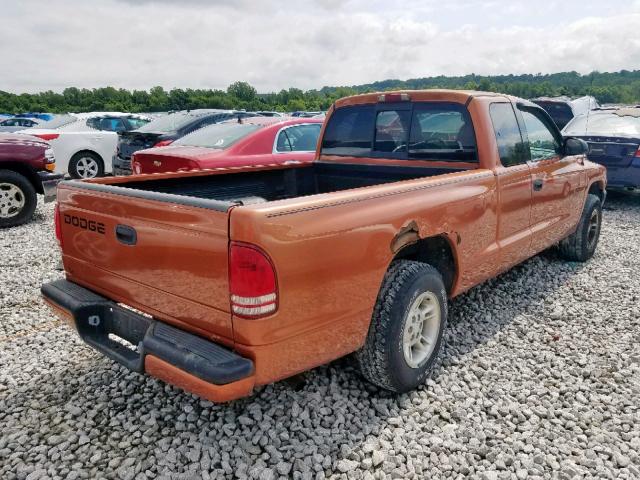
[{"left": 42, "top": 90, "right": 606, "bottom": 402}]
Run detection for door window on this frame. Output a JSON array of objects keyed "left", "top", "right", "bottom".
[
  {"left": 520, "top": 109, "right": 560, "bottom": 161},
  {"left": 489, "top": 103, "right": 527, "bottom": 167},
  {"left": 275, "top": 124, "right": 321, "bottom": 152}
]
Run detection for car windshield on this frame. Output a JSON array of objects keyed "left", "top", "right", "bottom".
[
  {"left": 174, "top": 122, "right": 261, "bottom": 149},
  {"left": 135, "top": 112, "right": 198, "bottom": 133},
  {"left": 31, "top": 114, "right": 75, "bottom": 129},
  {"left": 563, "top": 112, "right": 640, "bottom": 137}
]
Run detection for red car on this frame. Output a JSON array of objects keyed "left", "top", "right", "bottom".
[{"left": 131, "top": 117, "right": 323, "bottom": 174}]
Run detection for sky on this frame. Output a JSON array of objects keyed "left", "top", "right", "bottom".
[{"left": 1, "top": 0, "right": 639, "bottom": 94}]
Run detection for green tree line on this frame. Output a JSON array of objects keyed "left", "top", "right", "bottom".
[{"left": 2, "top": 70, "right": 640, "bottom": 114}]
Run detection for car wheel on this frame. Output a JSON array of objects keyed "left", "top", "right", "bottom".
[
  {"left": 356, "top": 260, "right": 448, "bottom": 393},
  {"left": 0, "top": 169, "right": 37, "bottom": 228},
  {"left": 69, "top": 152, "right": 104, "bottom": 179},
  {"left": 558, "top": 193, "right": 602, "bottom": 262}
]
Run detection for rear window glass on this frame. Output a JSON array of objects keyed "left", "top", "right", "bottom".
[
  {"left": 321, "top": 105, "right": 375, "bottom": 156},
  {"left": 321, "top": 102, "right": 477, "bottom": 162},
  {"left": 31, "top": 114, "right": 76, "bottom": 129},
  {"left": 174, "top": 122, "right": 260, "bottom": 149},
  {"left": 408, "top": 104, "right": 476, "bottom": 161},
  {"left": 563, "top": 112, "right": 640, "bottom": 137},
  {"left": 136, "top": 112, "right": 198, "bottom": 133}
]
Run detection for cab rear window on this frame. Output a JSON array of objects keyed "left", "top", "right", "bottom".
[{"left": 321, "top": 102, "right": 477, "bottom": 162}]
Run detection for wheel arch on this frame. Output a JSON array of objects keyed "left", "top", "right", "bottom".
[
  {"left": 588, "top": 180, "right": 606, "bottom": 204},
  {"left": 70, "top": 149, "right": 105, "bottom": 165},
  {"left": 390, "top": 233, "right": 459, "bottom": 295}
]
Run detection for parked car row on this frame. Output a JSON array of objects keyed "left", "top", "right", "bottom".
[
  {"left": 4, "top": 90, "right": 640, "bottom": 232},
  {"left": 113, "top": 109, "right": 257, "bottom": 175}
]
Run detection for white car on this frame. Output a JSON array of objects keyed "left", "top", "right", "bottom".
[{"left": 17, "top": 112, "right": 150, "bottom": 178}]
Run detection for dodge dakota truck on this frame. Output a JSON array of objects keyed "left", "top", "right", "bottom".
[{"left": 42, "top": 90, "right": 606, "bottom": 402}]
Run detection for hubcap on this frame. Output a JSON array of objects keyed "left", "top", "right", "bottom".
[
  {"left": 587, "top": 208, "right": 600, "bottom": 250},
  {"left": 76, "top": 157, "right": 99, "bottom": 178},
  {"left": 0, "top": 182, "right": 25, "bottom": 218},
  {"left": 402, "top": 291, "right": 441, "bottom": 369}
]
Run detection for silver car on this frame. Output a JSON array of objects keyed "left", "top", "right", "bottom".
[{"left": 0, "top": 117, "right": 43, "bottom": 132}]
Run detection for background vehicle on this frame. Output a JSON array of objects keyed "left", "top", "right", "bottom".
[
  {"left": 17, "top": 112, "right": 56, "bottom": 121},
  {"left": 256, "top": 111, "right": 286, "bottom": 117},
  {"left": 18, "top": 112, "right": 150, "bottom": 179},
  {"left": 0, "top": 133, "right": 62, "bottom": 227},
  {"left": 563, "top": 106, "right": 640, "bottom": 189},
  {"left": 113, "top": 110, "right": 256, "bottom": 175},
  {"left": 0, "top": 117, "right": 44, "bottom": 132},
  {"left": 532, "top": 95, "right": 599, "bottom": 130},
  {"left": 132, "top": 117, "right": 322, "bottom": 174},
  {"left": 291, "top": 111, "right": 322, "bottom": 118},
  {"left": 86, "top": 114, "right": 149, "bottom": 133},
  {"left": 43, "top": 90, "right": 605, "bottom": 403}
]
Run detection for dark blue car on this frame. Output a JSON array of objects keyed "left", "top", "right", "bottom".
[{"left": 563, "top": 107, "right": 640, "bottom": 190}]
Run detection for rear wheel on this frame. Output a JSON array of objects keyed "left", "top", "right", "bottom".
[
  {"left": 356, "top": 260, "right": 448, "bottom": 393},
  {"left": 558, "top": 194, "right": 602, "bottom": 262},
  {"left": 69, "top": 152, "right": 104, "bottom": 179},
  {"left": 0, "top": 169, "right": 37, "bottom": 228}
]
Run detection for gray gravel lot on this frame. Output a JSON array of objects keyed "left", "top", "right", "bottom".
[{"left": 1, "top": 194, "right": 639, "bottom": 480}]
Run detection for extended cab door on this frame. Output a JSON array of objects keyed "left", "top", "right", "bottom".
[
  {"left": 489, "top": 102, "right": 534, "bottom": 269},
  {"left": 516, "top": 105, "right": 586, "bottom": 254}
]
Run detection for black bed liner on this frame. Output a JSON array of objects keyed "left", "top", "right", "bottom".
[{"left": 62, "top": 162, "right": 471, "bottom": 211}]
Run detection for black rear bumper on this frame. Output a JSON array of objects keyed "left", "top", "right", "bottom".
[{"left": 41, "top": 279, "right": 253, "bottom": 385}]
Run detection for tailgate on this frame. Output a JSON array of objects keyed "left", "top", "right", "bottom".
[{"left": 56, "top": 182, "right": 234, "bottom": 342}]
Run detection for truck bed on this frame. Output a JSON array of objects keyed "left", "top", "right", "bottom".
[{"left": 109, "top": 162, "right": 472, "bottom": 207}]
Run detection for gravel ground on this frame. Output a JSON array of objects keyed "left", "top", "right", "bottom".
[{"left": 1, "top": 194, "right": 639, "bottom": 480}]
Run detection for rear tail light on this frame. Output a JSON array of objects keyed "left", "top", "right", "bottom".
[
  {"left": 635, "top": 146, "right": 640, "bottom": 158},
  {"left": 34, "top": 133, "right": 60, "bottom": 141},
  {"left": 54, "top": 204, "right": 63, "bottom": 247},
  {"left": 154, "top": 139, "right": 173, "bottom": 147},
  {"left": 378, "top": 93, "right": 411, "bottom": 103},
  {"left": 229, "top": 243, "right": 277, "bottom": 318}
]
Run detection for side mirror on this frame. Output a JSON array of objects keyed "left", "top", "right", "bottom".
[{"left": 564, "top": 137, "right": 588, "bottom": 156}]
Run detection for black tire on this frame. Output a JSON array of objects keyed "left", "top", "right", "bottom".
[
  {"left": 68, "top": 151, "right": 104, "bottom": 179},
  {"left": 356, "top": 260, "right": 448, "bottom": 393},
  {"left": 558, "top": 193, "right": 602, "bottom": 262},
  {"left": 0, "top": 169, "right": 37, "bottom": 228}
]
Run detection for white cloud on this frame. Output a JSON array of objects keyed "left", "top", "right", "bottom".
[{"left": 0, "top": 0, "right": 636, "bottom": 93}]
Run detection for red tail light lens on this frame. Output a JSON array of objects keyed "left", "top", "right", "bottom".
[
  {"left": 154, "top": 139, "right": 173, "bottom": 147},
  {"left": 229, "top": 243, "right": 277, "bottom": 318},
  {"left": 635, "top": 146, "right": 640, "bottom": 158},
  {"left": 54, "top": 204, "right": 63, "bottom": 247},
  {"left": 34, "top": 133, "right": 60, "bottom": 141}
]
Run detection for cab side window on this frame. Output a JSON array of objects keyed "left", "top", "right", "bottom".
[
  {"left": 519, "top": 109, "right": 561, "bottom": 161},
  {"left": 489, "top": 103, "right": 527, "bottom": 167}
]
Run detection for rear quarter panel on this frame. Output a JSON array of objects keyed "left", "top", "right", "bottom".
[{"left": 229, "top": 171, "right": 498, "bottom": 384}]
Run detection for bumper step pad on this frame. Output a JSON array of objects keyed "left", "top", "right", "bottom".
[{"left": 41, "top": 279, "right": 254, "bottom": 386}]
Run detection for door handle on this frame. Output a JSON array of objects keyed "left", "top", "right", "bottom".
[
  {"left": 116, "top": 224, "right": 137, "bottom": 245},
  {"left": 533, "top": 179, "right": 544, "bottom": 191}
]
